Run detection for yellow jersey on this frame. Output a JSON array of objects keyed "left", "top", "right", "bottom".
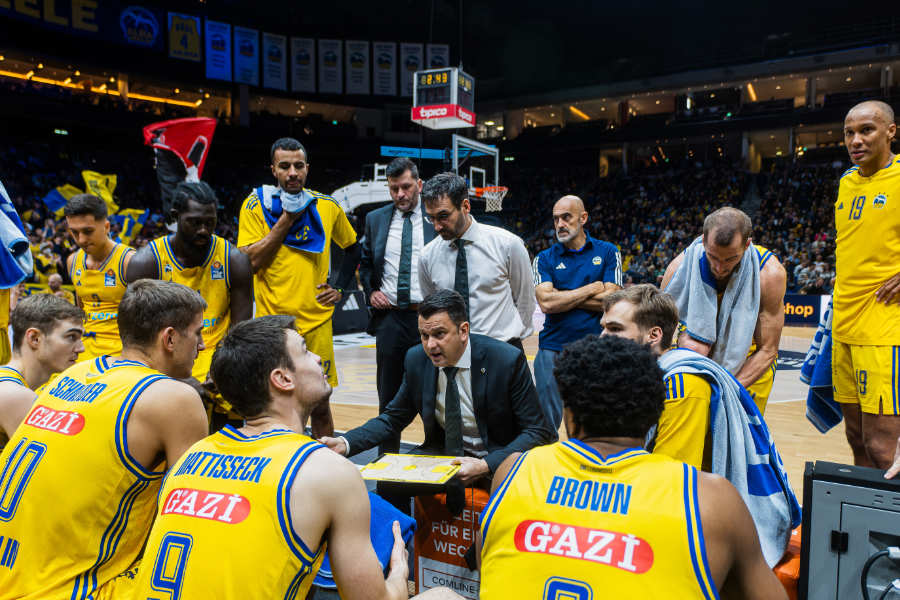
[
  {"left": 237, "top": 189, "right": 357, "bottom": 332},
  {"left": 654, "top": 372, "right": 712, "bottom": 470},
  {"left": 834, "top": 159, "right": 900, "bottom": 345},
  {"left": 479, "top": 440, "right": 718, "bottom": 599},
  {"left": 0, "top": 289, "right": 10, "bottom": 365},
  {"left": 0, "top": 365, "right": 26, "bottom": 387},
  {"left": 134, "top": 425, "right": 326, "bottom": 599},
  {"left": 148, "top": 234, "right": 233, "bottom": 380},
  {"left": 0, "top": 365, "right": 27, "bottom": 449},
  {"left": 34, "top": 354, "right": 114, "bottom": 395},
  {"left": 70, "top": 243, "right": 133, "bottom": 360},
  {"left": 0, "top": 359, "right": 167, "bottom": 600}
]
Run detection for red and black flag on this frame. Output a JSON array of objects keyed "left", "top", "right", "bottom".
[{"left": 142, "top": 117, "right": 217, "bottom": 215}]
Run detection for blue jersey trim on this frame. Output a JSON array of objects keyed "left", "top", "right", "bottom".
[
  {"left": 479, "top": 451, "right": 528, "bottom": 542},
  {"left": 218, "top": 424, "right": 293, "bottom": 442},
  {"left": 283, "top": 561, "right": 316, "bottom": 600},
  {"left": 117, "top": 247, "right": 133, "bottom": 286},
  {"left": 277, "top": 441, "right": 325, "bottom": 564},
  {"left": 115, "top": 374, "right": 169, "bottom": 480},
  {"left": 95, "top": 355, "right": 111, "bottom": 373},
  {"left": 148, "top": 240, "right": 163, "bottom": 279},
  {"left": 564, "top": 438, "right": 647, "bottom": 465},
  {"left": 224, "top": 240, "right": 232, "bottom": 290},
  {"left": 682, "top": 464, "right": 718, "bottom": 600},
  {"left": 72, "top": 478, "right": 150, "bottom": 600}
]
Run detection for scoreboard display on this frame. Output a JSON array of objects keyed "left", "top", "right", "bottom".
[
  {"left": 411, "top": 67, "right": 476, "bottom": 129},
  {"left": 416, "top": 69, "right": 453, "bottom": 105}
]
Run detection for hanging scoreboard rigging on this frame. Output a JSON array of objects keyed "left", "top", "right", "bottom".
[{"left": 411, "top": 67, "right": 476, "bottom": 129}]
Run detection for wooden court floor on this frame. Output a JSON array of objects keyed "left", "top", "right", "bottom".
[{"left": 329, "top": 326, "right": 852, "bottom": 493}]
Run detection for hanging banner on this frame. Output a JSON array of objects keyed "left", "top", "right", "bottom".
[
  {"left": 233, "top": 26, "right": 260, "bottom": 86},
  {"left": 426, "top": 44, "right": 450, "bottom": 69},
  {"left": 372, "top": 42, "right": 396, "bottom": 96},
  {"left": 262, "top": 33, "right": 287, "bottom": 91},
  {"left": 0, "top": 1, "right": 165, "bottom": 51},
  {"left": 204, "top": 20, "right": 231, "bottom": 81},
  {"left": 345, "top": 40, "right": 370, "bottom": 95},
  {"left": 168, "top": 12, "right": 201, "bottom": 62},
  {"left": 318, "top": 39, "right": 343, "bottom": 94},
  {"left": 291, "top": 37, "right": 316, "bottom": 93},
  {"left": 400, "top": 43, "right": 424, "bottom": 97}
]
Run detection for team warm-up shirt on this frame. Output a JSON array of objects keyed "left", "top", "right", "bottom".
[
  {"left": 149, "top": 234, "right": 233, "bottom": 380},
  {"left": 834, "top": 159, "right": 900, "bottom": 345},
  {"left": 479, "top": 440, "right": 717, "bottom": 599},
  {"left": 0, "top": 359, "right": 166, "bottom": 600},
  {"left": 134, "top": 426, "right": 326, "bottom": 599},
  {"left": 237, "top": 189, "right": 357, "bottom": 333},
  {"left": 70, "top": 243, "right": 133, "bottom": 360},
  {"left": 533, "top": 236, "right": 622, "bottom": 351}
]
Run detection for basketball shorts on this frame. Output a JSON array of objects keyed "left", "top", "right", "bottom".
[
  {"left": 301, "top": 318, "right": 337, "bottom": 387},
  {"left": 81, "top": 332, "right": 123, "bottom": 362},
  {"left": 95, "top": 563, "right": 140, "bottom": 600},
  {"left": 746, "top": 358, "right": 777, "bottom": 415},
  {"left": 833, "top": 340, "right": 900, "bottom": 415}
]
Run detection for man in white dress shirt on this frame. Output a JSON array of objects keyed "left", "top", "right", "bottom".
[
  {"left": 359, "top": 157, "right": 436, "bottom": 452},
  {"left": 418, "top": 172, "right": 535, "bottom": 352}
]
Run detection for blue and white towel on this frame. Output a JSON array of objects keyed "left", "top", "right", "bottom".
[
  {"left": 0, "top": 180, "right": 32, "bottom": 288},
  {"left": 256, "top": 185, "right": 326, "bottom": 253},
  {"left": 801, "top": 299, "right": 841, "bottom": 433},
  {"left": 658, "top": 349, "right": 802, "bottom": 566},
  {"left": 664, "top": 237, "right": 760, "bottom": 373},
  {"left": 313, "top": 491, "right": 417, "bottom": 589}
]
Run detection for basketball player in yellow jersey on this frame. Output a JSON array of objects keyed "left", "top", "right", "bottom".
[
  {"left": 478, "top": 335, "right": 785, "bottom": 599},
  {"left": 65, "top": 193, "right": 134, "bottom": 361},
  {"left": 833, "top": 100, "right": 900, "bottom": 470},
  {"left": 662, "top": 207, "right": 787, "bottom": 414},
  {"left": 597, "top": 284, "right": 712, "bottom": 468},
  {"left": 126, "top": 181, "right": 252, "bottom": 383},
  {"left": 135, "top": 315, "right": 458, "bottom": 600},
  {"left": 238, "top": 137, "right": 360, "bottom": 437},
  {"left": 0, "top": 295, "right": 84, "bottom": 446},
  {"left": 0, "top": 280, "right": 209, "bottom": 600}
]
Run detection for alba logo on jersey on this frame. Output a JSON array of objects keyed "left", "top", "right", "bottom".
[
  {"left": 513, "top": 520, "right": 653, "bottom": 573},
  {"left": 24, "top": 405, "right": 85, "bottom": 435},
  {"left": 162, "top": 488, "right": 251, "bottom": 524}
]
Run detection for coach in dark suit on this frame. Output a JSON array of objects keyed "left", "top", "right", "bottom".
[
  {"left": 359, "top": 157, "right": 435, "bottom": 453},
  {"left": 322, "top": 289, "right": 556, "bottom": 484}
]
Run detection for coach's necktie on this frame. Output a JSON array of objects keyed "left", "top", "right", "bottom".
[
  {"left": 442, "top": 366, "right": 465, "bottom": 515},
  {"left": 452, "top": 238, "right": 470, "bottom": 319},
  {"left": 396, "top": 211, "right": 413, "bottom": 309}
]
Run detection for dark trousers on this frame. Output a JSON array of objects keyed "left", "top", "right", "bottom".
[
  {"left": 507, "top": 337, "right": 524, "bottom": 354},
  {"left": 374, "top": 309, "right": 421, "bottom": 454}
]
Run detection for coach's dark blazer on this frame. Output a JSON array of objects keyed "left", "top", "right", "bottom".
[
  {"left": 358, "top": 203, "right": 435, "bottom": 331},
  {"left": 343, "top": 333, "right": 557, "bottom": 472}
]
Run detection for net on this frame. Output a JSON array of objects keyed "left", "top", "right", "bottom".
[{"left": 475, "top": 186, "right": 508, "bottom": 212}]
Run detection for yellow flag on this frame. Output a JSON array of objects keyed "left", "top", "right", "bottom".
[{"left": 82, "top": 171, "right": 118, "bottom": 214}]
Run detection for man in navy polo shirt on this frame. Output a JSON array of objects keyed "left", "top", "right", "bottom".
[{"left": 532, "top": 194, "right": 622, "bottom": 428}]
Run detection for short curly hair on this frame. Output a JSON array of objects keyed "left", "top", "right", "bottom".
[{"left": 554, "top": 334, "right": 665, "bottom": 439}]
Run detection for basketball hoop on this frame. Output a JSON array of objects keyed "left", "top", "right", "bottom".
[{"left": 475, "top": 186, "right": 508, "bottom": 212}]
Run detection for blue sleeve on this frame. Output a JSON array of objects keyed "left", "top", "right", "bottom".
[
  {"left": 604, "top": 244, "right": 623, "bottom": 286},
  {"left": 533, "top": 250, "right": 553, "bottom": 286}
]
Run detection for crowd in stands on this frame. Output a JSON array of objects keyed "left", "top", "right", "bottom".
[
  {"left": 1, "top": 127, "right": 842, "bottom": 298},
  {"left": 504, "top": 159, "right": 838, "bottom": 294}
]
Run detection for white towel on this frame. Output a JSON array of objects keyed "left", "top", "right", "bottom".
[{"left": 664, "top": 236, "right": 760, "bottom": 373}]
